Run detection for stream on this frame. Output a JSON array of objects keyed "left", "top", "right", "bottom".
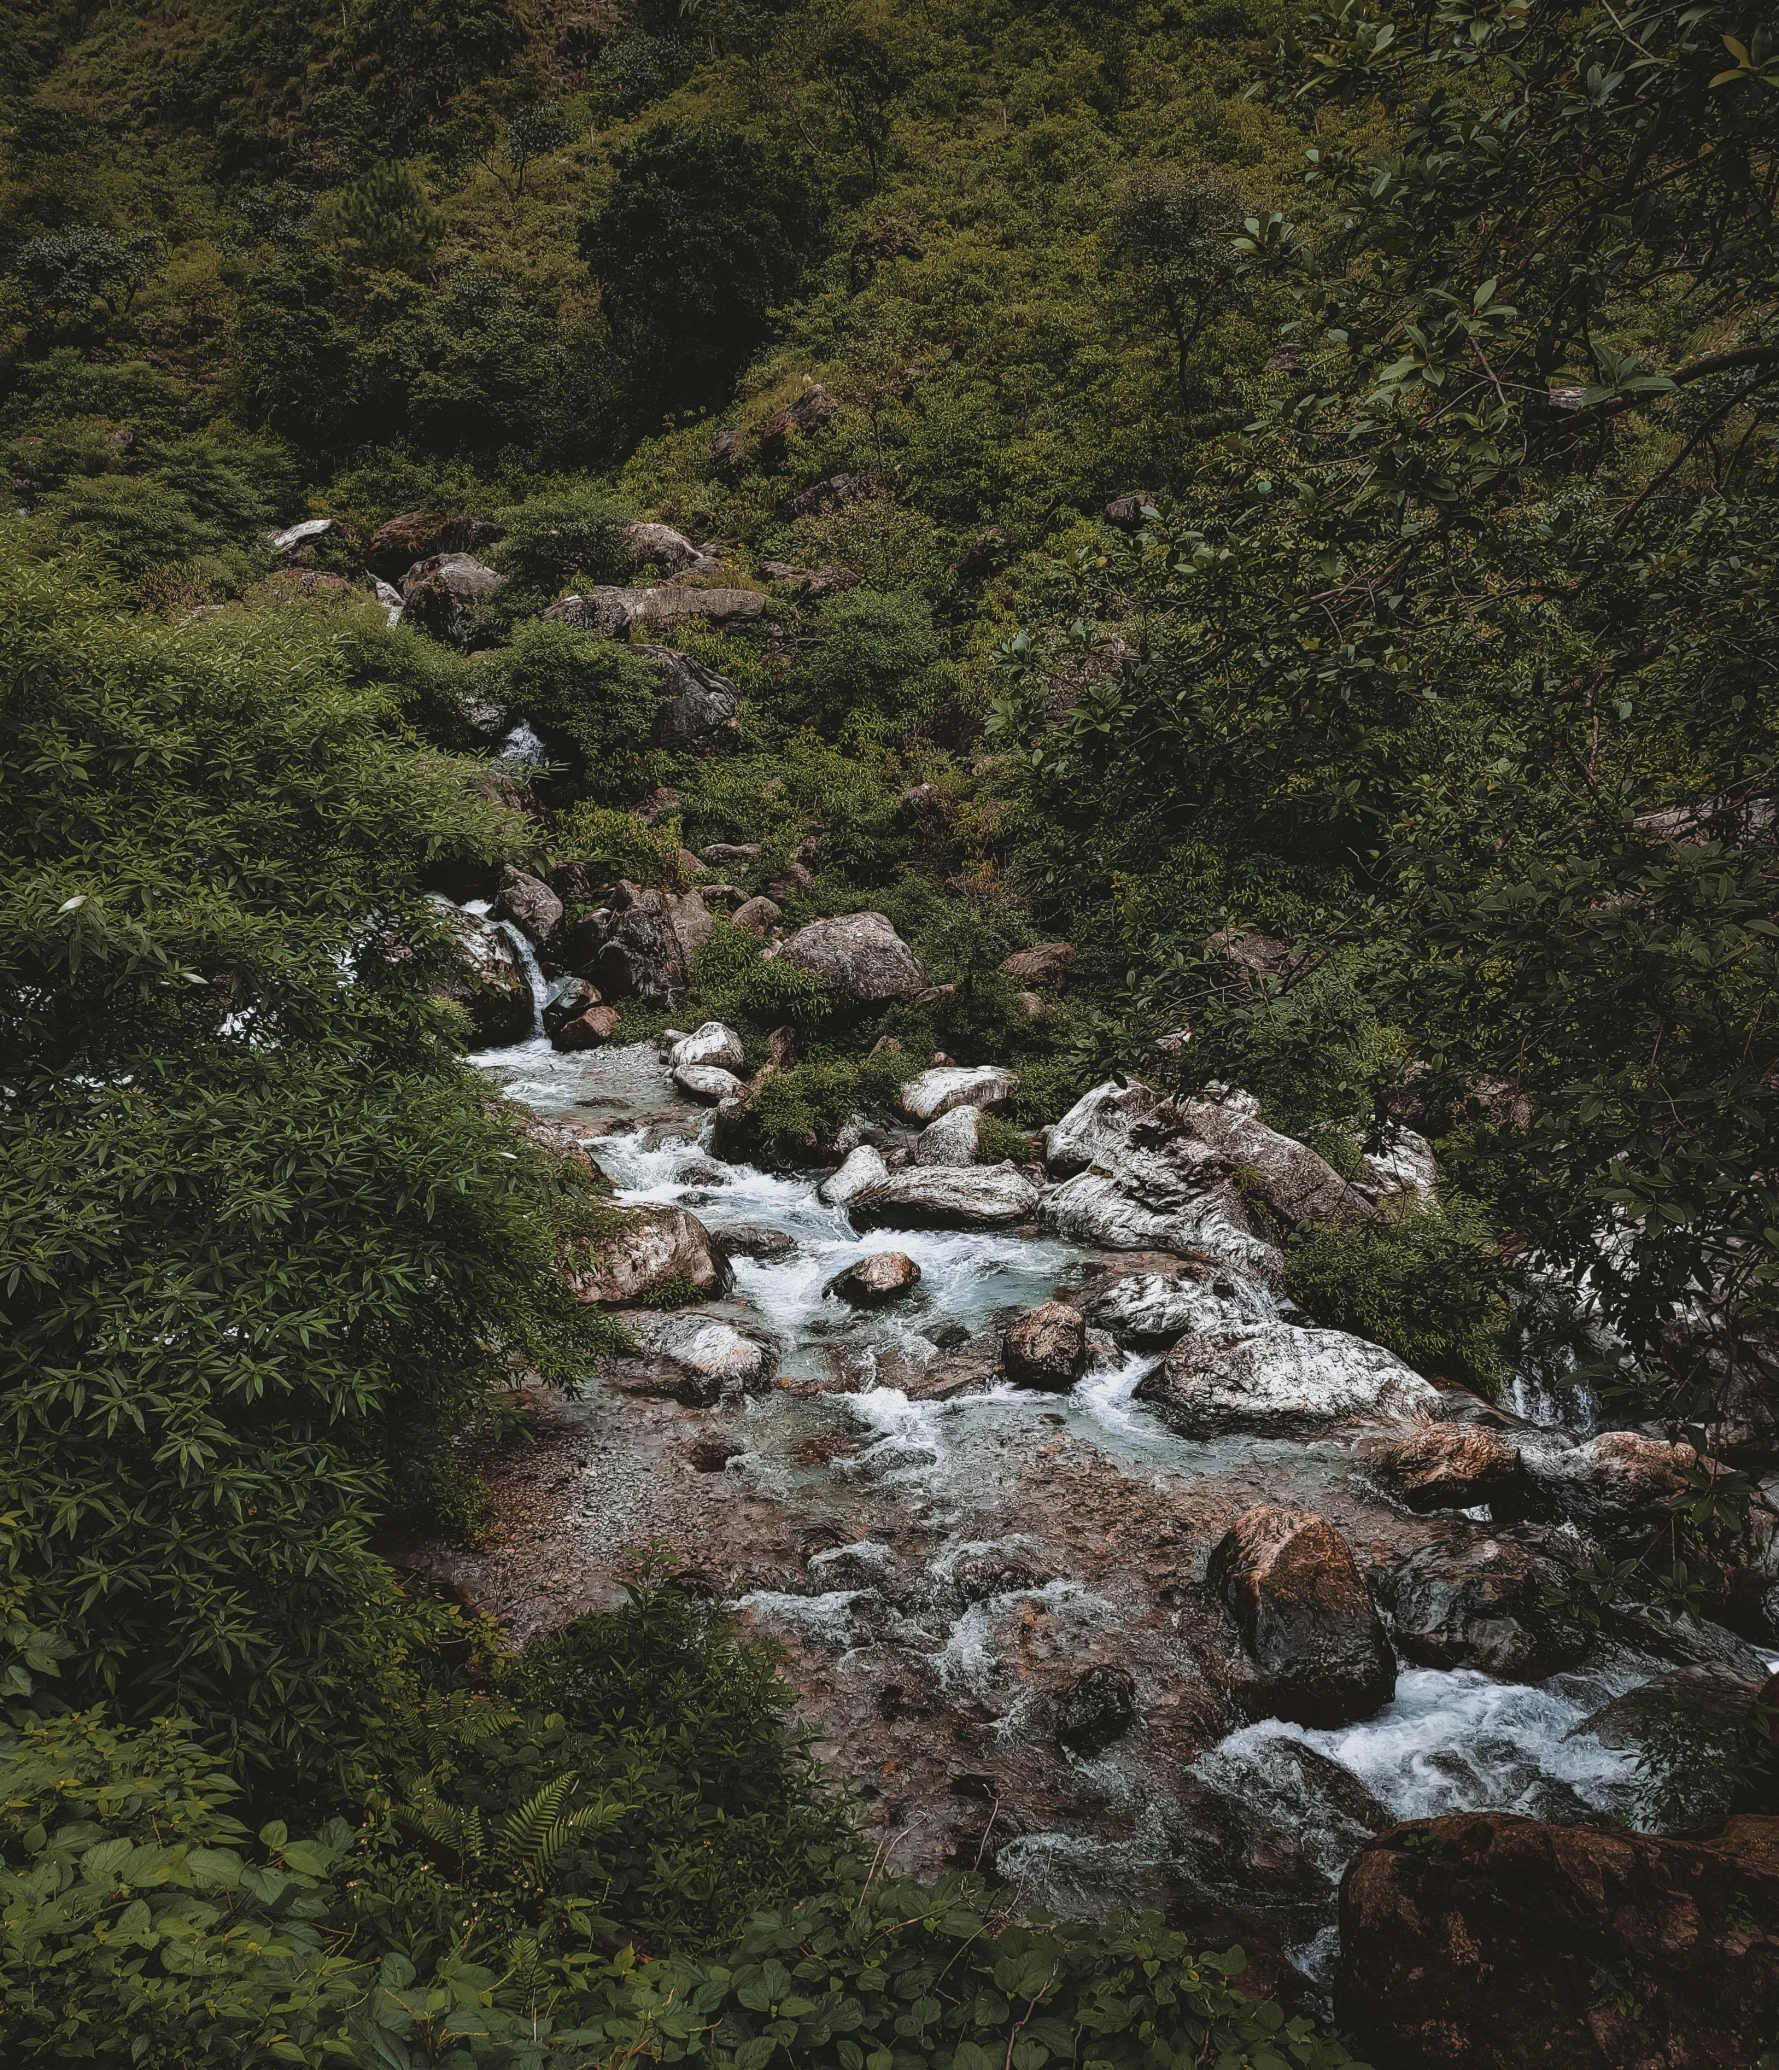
[{"left": 461, "top": 1029, "right": 1737, "bottom": 1994}]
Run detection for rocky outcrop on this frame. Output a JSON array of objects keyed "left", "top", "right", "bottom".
[
  {"left": 1524, "top": 1428, "right": 1702, "bottom": 1528},
  {"left": 625, "top": 521, "right": 701, "bottom": 573},
  {"left": 426, "top": 897, "right": 534, "bottom": 1047},
  {"left": 562, "top": 1204, "right": 730, "bottom": 1305},
  {"left": 1043, "top": 1170, "right": 1282, "bottom": 1280},
  {"left": 1336, "top": 1811, "right": 1779, "bottom": 2069},
  {"left": 637, "top": 645, "right": 741, "bottom": 751},
  {"left": 770, "top": 912, "right": 930, "bottom": 1007},
  {"left": 1002, "top": 1302, "right": 1087, "bottom": 1391},
  {"left": 1179, "top": 1086, "right": 1374, "bottom": 1228},
  {"left": 617, "top": 1311, "right": 777, "bottom": 1405},
  {"left": 669, "top": 1022, "right": 745, "bottom": 1073},
  {"left": 568, "top": 881, "right": 714, "bottom": 1005},
  {"left": 1210, "top": 1505, "right": 1396, "bottom": 1727},
  {"left": 1135, "top": 1321, "right": 1441, "bottom": 1438},
  {"left": 541, "top": 586, "right": 766, "bottom": 637},
  {"left": 1361, "top": 1124, "right": 1438, "bottom": 1202},
  {"left": 899, "top": 1065, "right": 1015, "bottom": 1123},
  {"left": 1576, "top": 1663, "right": 1766, "bottom": 1828},
  {"left": 817, "top": 1144, "right": 890, "bottom": 1208},
  {"left": 851, "top": 1164, "right": 1042, "bottom": 1231},
  {"left": 826, "top": 1251, "right": 922, "bottom": 1307},
  {"left": 1376, "top": 1527, "right": 1588, "bottom": 1680},
  {"left": 915, "top": 1104, "right": 979, "bottom": 1166},
  {"left": 491, "top": 865, "right": 563, "bottom": 950},
  {"left": 1369, "top": 1421, "right": 1526, "bottom": 1514}
]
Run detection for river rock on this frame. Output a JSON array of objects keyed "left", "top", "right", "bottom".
[
  {"left": 915, "top": 1104, "right": 980, "bottom": 1166},
  {"left": 1210, "top": 1505, "right": 1396, "bottom": 1728},
  {"left": 899, "top": 1065, "right": 1015, "bottom": 1123},
  {"left": 1086, "top": 1266, "right": 1277, "bottom": 1344},
  {"left": 770, "top": 912, "right": 930, "bottom": 1007},
  {"left": 542, "top": 975, "right": 601, "bottom": 1036},
  {"left": 541, "top": 585, "right": 767, "bottom": 638},
  {"left": 570, "top": 880, "right": 714, "bottom": 1005},
  {"left": 1335, "top": 1810, "right": 1779, "bottom": 2069},
  {"left": 619, "top": 1311, "right": 777, "bottom": 1405},
  {"left": 426, "top": 897, "right": 534, "bottom": 1046},
  {"left": 826, "top": 1251, "right": 922, "bottom": 1307},
  {"left": 562, "top": 1204, "right": 731, "bottom": 1304},
  {"left": 670, "top": 1021, "right": 745, "bottom": 1073},
  {"left": 1377, "top": 1527, "right": 1588, "bottom": 1680},
  {"left": 268, "top": 516, "right": 335, "bottom": 553},
  {"left": 637, "top": 644, "right": 741, "bottom": 751},
  {"left": 714, "top": 1224, "right": 796, "bottom": 1261},
  {"left": 1135, "top": 1321, "right": 1441, "bottom": 1438},
  {"left": 851, "top": 1164, "right": 1041, "bottom": 1231},
  {"left": 1044, "top": 1079, "right": 1176, "bottom": 1178},
  {"left": 1044, "top": 1171, "right": 1285, "bottom": 1282},
  {"left": 1361, "top": 1124, "right": 1438, "bottom": 1202},
  {"left": 1002, "top": 942, "right": 1075, "bottom": 989},
  {"left": 368, "top": 511, "right": 502, "bottom": 579},
  {"left": 554, "top": 1005, "right": 621, "bottom": 1050},
  {"left": 1179, "top": 1086, "right": 1375, "bottom": 1227},
  {"left": 818, "top": 1145, "right": 890, "bottom": 1208},
  {"left": 1371, "top": 1421, "right": 1526, "bottom": 1513},
  {"left": 1003, "top": 1302, "right": 1088, "bottom": 1391},
  {"left": 1576, "top": 1663, "right": 1764, "bottom": 1828},
  {"left": 1053, "top": 1664, "right": 1137, "bottom": 1752},
  {"left": 491, "top": 864, "right": 563, "bottom": 950},
  {"left": 674, "top": 1063, "right": 745, "bottom": 1104}
]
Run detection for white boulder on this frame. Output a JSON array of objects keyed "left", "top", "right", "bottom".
[
  {"left": 899, "top": 1065, "right": 1015, "bottom": 1124},
  {"left": 1134, "top": 1321, "right": 1442, "bottom": 1438}
]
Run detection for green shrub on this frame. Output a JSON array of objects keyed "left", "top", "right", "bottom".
[
  {"left": 488, "top": 484, "right": 632, "bottom": 598},
  {"left": 39, "top": 472, "right": 222, "bottom": 576},
  {"left": 800, "top": 586, "right": 940, "bottom": 732},
  {"left": 552, "top": 800, "right": 689, "bottom": 887},
  {"left": 499, "top": 620, "right": 660, "bottom": 797},
  {"left": 1287, "top": 1195, "right": 1510, "bottom": 1388},
  {"left": 976, "top": 1112, "right": 1036, "bottom": 1164}
]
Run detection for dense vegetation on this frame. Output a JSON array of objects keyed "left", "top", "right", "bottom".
[{"left": 3, "top": 0, "right": 1775, "bottom": 2062}]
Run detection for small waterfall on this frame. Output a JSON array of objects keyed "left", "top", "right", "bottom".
[{"left": 497, "top": 921, "right": 550, "bottom": 1038}]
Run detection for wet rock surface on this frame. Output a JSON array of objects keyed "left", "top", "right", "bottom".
[
  {"left": 1337, "top": 1810, "right": 1779, "bottom": 2068},
  {"left": 1137, "top": 1322, "right": 1442, "bottom": 1438},
  {"left": 1002, "top": 1302, "right": 1087, "bottom": 1391}
]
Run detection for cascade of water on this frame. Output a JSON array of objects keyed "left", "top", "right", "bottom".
[{"left": 496, "top": 921, "right": 551, "bottom": 1038}]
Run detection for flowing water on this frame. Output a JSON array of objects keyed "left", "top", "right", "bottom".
[{"left": 469, "top": 1030, "right": 1703, "bottom": 1981}]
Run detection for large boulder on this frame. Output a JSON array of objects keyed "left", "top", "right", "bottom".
[
  {"left": 1210, "top": 1505, "right": 1396, "bottom": 1727},
  {"left": 1577, "top": 1663, "right": 1767, "bottom": 1829},
  {"left": 851, "top": 1164, "right": 1041, "bottom": 1231},
  {"left": 670, "top": 1021, "right": 746, "bottom": 1073},
  {"left": 1002, "top": 1302, "right": 1088, "bottom": 1391},
  {"left": 568, "top": 881, "right": 714, "bottom": 1005},
  {"left": 915, "top": 1104, "right": 980, "bottom": 1166},
  {"left": 491, "top": 864, "right": 563, "bottom": 951},
  {"left": 899, "top": 1065, "right": 1015, "bottom": 1124},
  {"left": 1001, "top": 942, "right": 1074, "bottom": 989},
  {"left": 1177, "top": 1086, "right": 1375, "bottom": 1228},
  {"left": 426, "top": 897, "right": 534, "bottom": 1046},
  {"left": 1043, "top": 1170, "right": 1284, "bottom": 1281},
  {"left": 1336, "top": 1811, "right": 1779, "bottom": 2069},
  {"left": 1135, "top": 1321, "right": 1442, "bottom": 1438},
  {"left": 562, "top": 1204, "right": 731, "bottom": 1304},
  {"left": 541, "top": 585, "right": 766, "bottom": 638},
  {"left": 769, "top": 912, "right": 930, "bottom": 1008},
  {"left": 399, "top": 553, "right": 506, "bottom": 641},
  {"left": 636, "top": 644, "right": 741, "bottom": 751},
  {"left": 1085, "top": 1266, "right": 1277, "bottom": 1345},
  {"left": 674, "top": 1063, "right": 745, "bottom": 1104},
  {"left": 1376, "top": 1527, "right": 1588, "bottom": 1680},
  {"left": 732, "top": 895, "right": 782, "bottom": 937},
  {"left": 625, "top": 521, "right": 701, "bottom": 573},
  {"left": 618, "top": 1311, "right": 777, "bottom": 1406},
  {"left": 817, "top": 1145, "right": 890, "bottom": 1208},
  {"left": 1369, "top": 1421, "right": 1527, "bottom": 1514},
  {"left": 554, "top": 1004, "right": 621, "bottom": 1050}
]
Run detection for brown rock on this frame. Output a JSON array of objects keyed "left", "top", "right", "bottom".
[
  {"left": 1001, "top": 941, "right": 1075, "bottom": 989},
  {"left": 1373, "top": 1422, "right": 1525, "bottom": 1513},
  {"left": 1377, "top": 1526, "right": 1588, "bottom": 1681},
  {"left": 1104, "top": 492, "right": 1157, "bottom": 528},
  {"left": 1209, "top": 1505, "right": 1396, "bottom": 1727},
  {"left": 1579, "top": 1429, "right": 1698, "bottom": 1517},
  {"left": 731, "top": 895, "right": 782, "bottom": 937},
  {"left": 540, "top": 585, "right": 766, "bottom": 638},
  {"left": 561, "top": 1203, "right": 730, "bottom": 1304},
  {"left": 826, "top": 1251, "right": 922, "bottom": 1307},
  {"left": 554, "top": 1005, "right": 621, "bottom": 1050},
  {"left": 1002, "top": 1302, "right": 1088, "bottom": 1392},
  {"left": 1206, "top": 927, "right": 1295, "bottom": 978},
  {"left": 1336, "top": 1811, "right": 1779, "bottom": 2068},
  {"left": 367, "top": 511, "right": 503, "bottom": 581}
]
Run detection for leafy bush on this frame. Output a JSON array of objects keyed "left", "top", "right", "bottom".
[
  {"left": 1287, "top": 1196, "right": 1509, "bottom": 1389},
  {"left": 800, "top": 586, "right": 940, "bottom": 733},
  {"left": 487, "top": 484, "right": 632, "bottom": 599},
  {"left": 552, "top": 801, "right": 689, "bottom": 888},
  {"left": 976, "top": 1112, "right": 1036, "bottom": 1164},
  {"left": 499, "top": 620, "right": 661, "bottom": 797},
  {"left": 38, "top": 472, "right": 224, "bottom": 577}
]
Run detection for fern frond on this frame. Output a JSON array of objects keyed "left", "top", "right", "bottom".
[{"left": 495, "top": 1772, "right": 580, "bottom": 1883}]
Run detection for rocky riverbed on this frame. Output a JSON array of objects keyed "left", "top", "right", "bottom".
[{"left": 409, "top": 1024, "right": 1779, "bottom": 2007}]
